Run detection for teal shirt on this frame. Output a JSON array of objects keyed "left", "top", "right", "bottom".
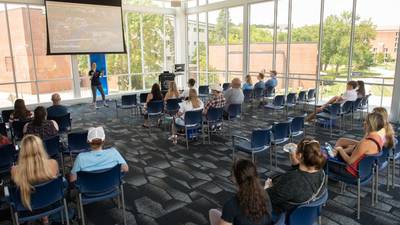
[{"left": 71, "top": 147, "right": 127, "bottom": 175}]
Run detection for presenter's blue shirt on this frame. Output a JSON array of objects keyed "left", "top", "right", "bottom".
[
  {"left": 242, "top": 83, "right": 253, "bottom": 90},
  {"left": 265, "top": 78, "right": 277, "bottom": 89},
  {"left": 47, "top": 105, "right": 68, "bottom": 118},
  {"left": 254, "top": 81, "right": 265, "bottom": 89},
  {"left": 71, "top": 147, "right": 127, "bottom": 174}
]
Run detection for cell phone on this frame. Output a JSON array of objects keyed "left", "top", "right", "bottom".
[{"left": 325, "top": 143, "right": 334, "bottom": 158}]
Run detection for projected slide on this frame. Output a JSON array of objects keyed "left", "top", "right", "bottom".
[{"left": 46, "top": 1, "right": 125, "bottom": 54}]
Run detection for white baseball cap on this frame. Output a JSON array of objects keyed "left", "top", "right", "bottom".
[
  {"left": 87, "top": 127, "right": 106, "bottom": 142},
  {"left": 210, "top": 84, "right": 223, "bottom": 92}
]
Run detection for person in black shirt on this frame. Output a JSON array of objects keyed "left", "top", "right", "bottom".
[
  {"left": 89, "top": 62, "right": 108, "bottom": 108},
  {"left": 265, "top": 138, "right": 326, "bottom": 214},
  {"left": 209, "top": 159, "right": 272, "bottom": 225}
]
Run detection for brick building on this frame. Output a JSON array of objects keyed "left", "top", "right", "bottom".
[{"left": 371, "top": 26, "right": 399, "bottom": 61}]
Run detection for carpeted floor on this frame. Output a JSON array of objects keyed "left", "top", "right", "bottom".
[{"left": 2, "top": 101, "right": 400, "bottom": 225}]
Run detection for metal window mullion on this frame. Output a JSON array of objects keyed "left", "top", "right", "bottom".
[
  {"left": 125, "top": 12, "right": 132, "bottom": 91},
  {"left": 225, "top": 8, "right": 229, "bottom": 83},
  {"left": 272, "top": 0, "right": 278, "bottom": 70},
  {"left": 347, "top": 0, "right": 357, "bottom": 81},
  {"left": 205, "top": 11, "right": 209, "bottom": 85},
  {"left": 285, "top": 0, "right": 292, "bottom": 96},
  {"left": 316, "top": 0, "right": 324, "bottom": 104},
  {"left": 196, "top": 13, "right": 199, "bottom": 86},
  {"left": 140, "top": 14, "right": 145, "bottom": 90},
  {"left": 389, "top": 26, "right": 400, "bottom": 122},
  {"left": 243, "top": 3, "right": 249, "bottom": 80},
  {"left": 4, "top": 4, "right": 18, "bottom": 99},
  {"left": 163, "top": 14, "right": 167, "bottom": 71},
  {"left": 27, "top": 5, "right": 40, "bottom": 103}
]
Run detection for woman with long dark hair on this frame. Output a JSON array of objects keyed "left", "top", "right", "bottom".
[
  {"left": 209, "top": 159, "right": 272, "bottom": 225},
  {"left": 23, "top": 106, "right": 58, "bottom": 140},
  {"left": 9, "top": 99, "right": 32, "bottom": 122},
  {"left": 143, "top": 83, "right": 163, "bottom": 128},
  {"left": 356, "top": 80, "right": 366, "bottom": 98}
]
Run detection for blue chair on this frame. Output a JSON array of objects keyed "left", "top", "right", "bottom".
[
  {"left": 316, "top": 103, "right": 341, "bottom": 137},
  {"left": 48, "top": 113, "right": 72, "bottom": 133},
  {"left": 44, "top": 135, "right": 65, "bottom": 175},
  {"left": 374, "top": 147, "right": 391, "bottom": 202},
  {"left": 5, "top": 176, "right": 70, "bottom": 225},
  {"left": 232, "top": 128, "right": 272, "bottom": 165},
  {"left": 205, "top": 107, "right": 224, "bottom": 144},
  {"left": 165, "top": 98, "right": 181, "bottom": 115},
  {"left": 222, "top": 83, "right": 230, "bottom": 91},
  {"left": 326, "top": 155, "right": 379, "bottom": 219},
  {"left": 264, "top": 86, "right": 275, "bottom": 99},
  {"left": 0, "top": 144, "right": 16, "bottom": 178},
  {"left": 64, "top": 131, "right": 89, "bottom": 160},
  {"left": 226, "top": 104, "right": 242, "bottom": 137},
  {"left": 147, "top": 100, "right": 164, "bottom": 131},
  {"left": 243, "top": 89, "right": 253, "bottom": 104},
  {"left": 297, "top": 90, "right": 307, "bottom": 111},
  {"left": 352, "top": 97, "right": 363, "bottom": 121},
  {"left": 139, "top": 93, "right": 149, "bottom": 110},
  {"left": 289, "top": 115, "right": 305, "bottom": 141},
  {"left": 115, "top": 94, "right": 138, "bottom": 118},
  {"left": 271, "top": 121, "right": 291, "bottom": 167},
  {"left": 76, "top": 165, "right": 126, "bottom": 225},
  {"left": 1, "top": 109, "right": 13, "bottom": 123},
  {"left": 285, "top": 93, "right": 297, "bottom": 114},
  {"left": 275, "top": 190, "right": 328, "bottom": 225},
  {"left": 264, "top": 95, "right": 285, "bottom": 116},
  {"left": 388, "top": 136, "right": 400, "bottom": 189},
  {"left": 253, "top": 87, "right": 264, "bottom": 103},
  {"left": 307, "top": 89, "right": 316, "bottom": 102},
  {"left": 11, "top": 120, "right": 31, "bottom": 143},
  {"left": 0, "top": 122, "right": 7, "bottom": 137},
  {"left": 198, "top": 85, "right": 209, "bottom": 95},
  {"left": 339, "top": 101, "right": 354, "bottom": 130},
  {"left": 176, "top": 110, "right": 204, "bottom": 150},
  {"left": 356, "top": 94, "right": 371, "bottom": 121}
]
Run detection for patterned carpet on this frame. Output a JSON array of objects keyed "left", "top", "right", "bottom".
[{"left": 2, "top": 101, "right": 400, "bottom": 225}]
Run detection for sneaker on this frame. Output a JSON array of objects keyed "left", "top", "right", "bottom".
[
  {"left": 168, "top": 135, "right": 177, "bottom": 141},
  {"left": 103, "top": 102, "right": 109, "bottom": 107}
]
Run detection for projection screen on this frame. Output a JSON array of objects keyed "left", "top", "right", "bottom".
[{"left": 45, "top": 0, "right": 126, "bottom": 54}]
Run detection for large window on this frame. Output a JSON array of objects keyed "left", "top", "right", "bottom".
[
  {"left": 208, "top": 9, "right": 226, "bottom": 84},
  {"left": 228, "top": 6, "right": 243, "bottom": 82}
]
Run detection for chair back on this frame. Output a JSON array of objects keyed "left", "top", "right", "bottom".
[
  {"left": 0, "top": 144, "right": 16, "bottom": 173},
  {"left": 67, "top": 131, "right": 89, "bottom": 151},
  {"left": 48, "top": 113, "right": 71, "bottom": 133},
  {"left": 1, "top": 109, "right": 14, "bottom": 123},
  {"left": 341, "top": 101, "right": 353, "bottom": 114},
  {"left": 222, "top": 83, "right": 230, "bottom": 91},
  {"left": 198, "top": 85, "right": 209, "bottom": 95},
  {"left": 206, "top": 107, "right": 223, "bottom": 122},
  {"left": 0, "top": 122, "right": 7, "bottom": 136},
  {"left": 76, "top": 164, "right": 121, "bottom": 194},
  {"left": 307, "top": 89, "right": 316, "bottom": 101},
  {"left": 227, "top": 104, "right": 242, "bottom": 119},
  {"left": 377, "top": 147, "right": 391, "bottom": 167},
  {"left": 329, "top": 103, "right": 342, "bottom": 116},
  {"left": 121, "top": 94, "right": 137, "bottom": 106},
  {"left": 166, "top": 99, "right": 181, "bottom": 113},
  {"left": 353, "top": 98, "right": 363, "bottom": 111},
  {"left": 243, "top": 89, "right": 253, "bottom": 102},
  {"left": 44, "top": 135, "right": 61, "bottom": 159},
  {"left": 291, "top": 115, "right": 305, "bottom": 133},
  {"left": 298, "top": 91, "right": 307, "bottom": 102},
  {"left": 358, "top": 155, "right": 378, "bottom": 180},
  {"left": 273, "top": 95, "right": 285, "bottom": 106},
  {"left": 147, "top": 100, "right": 164, "bottom": 114},
  {"left": 12, "top": 120, "right": 31, "bottom": 140},
  {"left": 286, "top": 190, "right": 328, "bottom": 225},
  {"left": 10, "top": 176, "right": 65, "bottom": 212},
  {"left": 184, "top": 110, "right": 203, "bottom": 126},
  {"left": 265, "top": 86, "right": 275, "bottom": 97},
  {"left": 139, "top": 93, "right": 149, "bottom": 104},
  {"left": 272, "top": 121, "right": 291, "bottom": 141},
  {"left": 286, "top": 93, "right": 297, "bottom": 105},
  {"left": 251, "top": 128, "right": 271, "bottom": 149},
  {"left": 360, "top": 94, "right": 370, "bottom": 109},
  {"left": 253, "top": 88, "right": 264, "bottom": 99}
]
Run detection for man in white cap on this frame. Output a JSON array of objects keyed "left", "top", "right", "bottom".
[
  {"left": 203, "top": 84, "right": 226, "bottom": 115},
  {"left": 69, "top": 127, "right": 129, "bottom": 182}
]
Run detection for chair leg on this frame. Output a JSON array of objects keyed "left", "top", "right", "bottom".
[
  {"left": 79, "top": 194, "right": 86, "bottom": 225},
  {"left": 372, "top": 168, "right": 375, "bottom": 206},
  {"left": 63, "top": 198, "right": 70, "bottom": 225},
  {"left": 376, "top": 166, "right": 379, "bottom": 204},
  {"left": 10, "top": 207, "right": 16, "bottom": 225},
  {"left": 232, "top": 148, "right": 235, "bottom": 161},
  {"left": 121, "top": 185, "right": 127, "bottom": 225},
  {"left": 269, "top": 148, "right": 273, "bottom": 168},
  {"left": 274, "top": 145, "right": 278, "bottom": 168},
  {"left": 185, "top": 128, "right": 189, "bottom": 150},
  {"left": 387, "top": 160, "right": 390, "bottom": 191},
  {"left": 392, "top": 158, "right": 396, "bottom": 188},
  {"left": 14, "top": 212, "right": 19, "bottom": 225},
  {"left": 357, "top": 179, "right": 361, "bottom": 220}
]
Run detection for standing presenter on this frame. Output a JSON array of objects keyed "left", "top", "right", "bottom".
[{"left": 89, "top": 62, "right": 108, "bottom": 108}]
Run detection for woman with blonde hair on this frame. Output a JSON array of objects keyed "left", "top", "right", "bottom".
[
  {"left": 164, "top": 81, "right": 180, "bottom": 101},
  {"left": 11, "top": 135, "right": 58, "bottom": 224},
  {"left": 169, "top": 89, "right": 204, "bottom": 144},
  {"left": 372, "top": 107, "right": 395, "bottom": 149}
]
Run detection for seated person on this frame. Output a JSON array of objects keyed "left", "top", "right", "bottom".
[
  {"left": 224, "top": 78, "right": 244, "bottom": 117},
  {"left": 9, "top": 99, "right": 32, "bottom": 123},
  {"left": 266, "top": 138, "right": 326, "bottom": 213},
  {"left": 0, "top": 134, "right": 11, "bottom": 146},
  {"left": 203, "top": 84, "right": 225, "bottom": 115},
  {"left": 143, "top": 83, "right": 163, "bottom": 128},
  {"left": 242, "top": 75, "right": 253, "bottom": 90},
  {"left": 47, "top": 93, "right": 68, "bottom": 118},
  {"left": 334, "top": 107, "right": 394, "bottom": 152},
  {"left": 254, "top": 72, "right": 265, "bottom": 90},
  {"left": 307, "top": 81, "right": 358, "bottom": 121},
  {"left": 24, "top": 106, "right": 59, "bottom": 140},
  {"left": 209, "top": 159, "right": 272, "bottom": 225},
  {"left": 333, "top": 112, "right": 384, "bottom": 177},
  {"left": 12, "top": 135, "right": 59, "bottom": 225},
  {"left": 164, "top": 81, "right": 180, "bottom": 101},
  {"left": 169, "top": 89, "right": 204, "bottom": 144},
  {"left": 356, "top": 80, "right": 366, "bottom": 99},
  {"left": 181, "top": 78, "right": 197, "bottom": 99},
  {"left": 265, "top": 70, "right": 278, "bottom": 89},
  {"left": 70, "top": 127, "right": 129, "bottom": 182}
]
